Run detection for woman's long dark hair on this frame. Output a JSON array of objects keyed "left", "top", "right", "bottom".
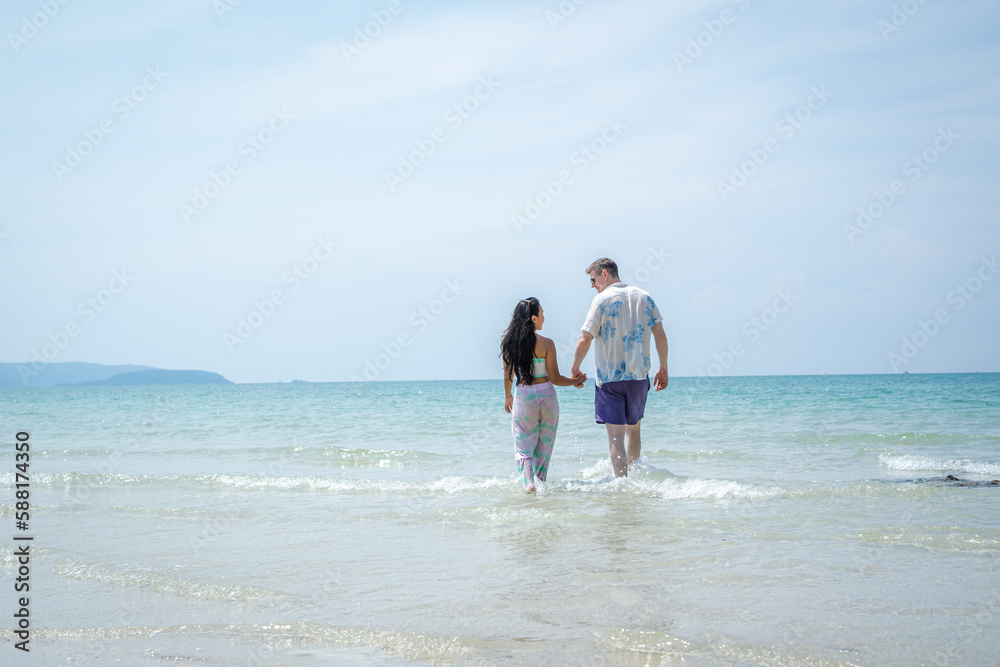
[{"left": 500, "top": 297, "right": 540, "bottom": 386}]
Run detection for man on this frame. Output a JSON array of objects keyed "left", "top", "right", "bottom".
[{"left": 571, "top": 258, "right": 668, "bottom": 477}]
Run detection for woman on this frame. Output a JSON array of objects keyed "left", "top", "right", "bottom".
[{"left": 500, "top": 298, "right": 585, "bottom": 493}]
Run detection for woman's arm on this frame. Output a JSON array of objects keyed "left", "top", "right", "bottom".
[
  {"left": 541, "top": 337, "right": 586, "bottom": 387},
  {"left": 503, "top": 365, "right": 514, "bottom": 413}
]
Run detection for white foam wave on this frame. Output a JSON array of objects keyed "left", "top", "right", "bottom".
[
  {"left": 573, "top": 458, "right": 778, "bottom": 500},
  {"left": 580, "top": 456, "right": 676, "bottom": 480},
  {"left": 1, "top": 471, "right": 510, "bottom": 495},
  {"left": 106, "top": 505, "right": 254, "bottom": 519},
  {"left": 564, "top": 475, "right": 779, "bottom": 500},
  {"left": 208, "top": 474, "right": 510, "bottom": 494},
  {"left": 54, "top": 558, "right": 279, "bottom": 600},
  {"left": 39, "top": 621, "right": 470, "bottom": 663},
  {"left": 879, "top": 452, "right": 1000, "bottom": 476},
  {"left": 4, "top": 468, "right": 776, "bottom": 500},
  {"left": 854, "top": 528, "right": 1000, "bottom": 552},
  {"left": 0, "top": 544, "right": 53, "bottom": 566},
  {"left": 600, "top": 628, "right": 699, "bottom": 654}
]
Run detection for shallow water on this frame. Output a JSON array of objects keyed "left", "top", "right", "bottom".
[{"left": 2, "top": 374, "right": 999, "bottom": 665}]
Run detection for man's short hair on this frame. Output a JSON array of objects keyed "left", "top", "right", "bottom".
[{"left": 586, "top": 257, "right": 619, "bottom": 279}]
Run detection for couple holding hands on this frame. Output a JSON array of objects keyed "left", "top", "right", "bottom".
[{"left": 500, "top": 257, "right": 669, "bottom": 492}]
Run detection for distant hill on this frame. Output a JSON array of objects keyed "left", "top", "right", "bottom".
[
  {"left": 0, "top": 362, "right": 154, "bottom": 388},
  {"left": 80, "top": 369, "right": 232, "bottom": 386},
  {"left": 0, "top": 362, "right": 230, "bottom": 388}
]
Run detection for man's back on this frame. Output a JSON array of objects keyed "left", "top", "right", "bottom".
[{"left": 582, "top": 282, "right": 662, "bottom": 385}]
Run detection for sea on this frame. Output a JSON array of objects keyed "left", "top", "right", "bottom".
[{"left": 1, "top": 373, "right": 998, "bottom": 666}]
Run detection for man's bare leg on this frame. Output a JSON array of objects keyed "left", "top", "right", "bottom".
[
  {"left": 626, "top": 421, "right": 642, "bottom": 468},
  {"left": 606, "top": 424, "right": 628, "bottom": 477}
]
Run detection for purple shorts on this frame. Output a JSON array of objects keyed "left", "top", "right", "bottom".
[{"left": 595, "top": 377, "right": 650, "bottom": 425}]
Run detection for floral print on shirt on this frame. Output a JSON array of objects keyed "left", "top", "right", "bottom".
[{"left": 582, "top": 283, "right": 663, "bottom": 387}]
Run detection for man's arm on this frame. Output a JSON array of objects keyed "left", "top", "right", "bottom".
[
  {"left": 571, "top": 330, "right": 593, "bottom": 378},
  {"left": 651, "top": 322, "right": 668, "bottom": 391}
]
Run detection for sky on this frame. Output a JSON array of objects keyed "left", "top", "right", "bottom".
[{"left": 1, "top": 0, "right": 998, "bottom": 383}]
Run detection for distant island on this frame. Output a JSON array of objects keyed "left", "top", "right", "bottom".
[
  {"left": 0, "top": 362, "right": 232, "bottom": 388},
  {"left": 80, "top": 369, "right": 231, "bottom": 386}
]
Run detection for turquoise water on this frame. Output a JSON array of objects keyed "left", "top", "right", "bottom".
[{"left": 1, "top": 374, "right": 999, "bottom": 665}]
